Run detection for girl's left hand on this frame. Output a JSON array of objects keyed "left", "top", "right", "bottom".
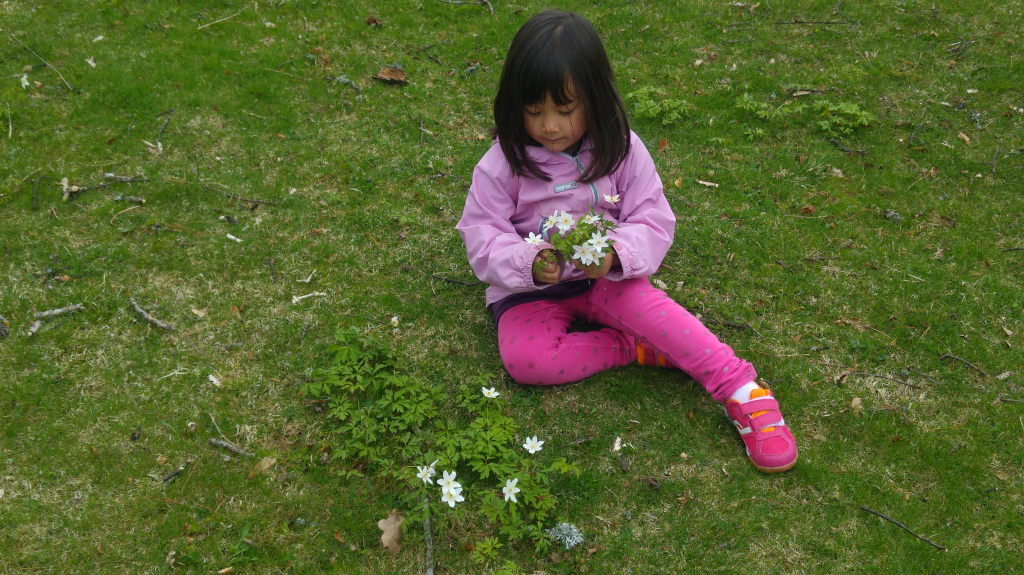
[{"left": 579, "top": 252, "right": 618, "bottom": 279}]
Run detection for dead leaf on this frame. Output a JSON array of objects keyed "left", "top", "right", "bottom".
[
  {"left": 674, "top": 177, "right": 683, "bottom": 188},
  {"left": 165, "top": 550, "right": 176, "bottom": 567},
  {"left": 373, "top": 66, "right": 408, "bottom": 85},
  {"left": 658, "top": 139, "right": 668, "bottom": 153},
  {"left": 800, "top": 205, "right": 816, "bottom": 215},
  {"left": 851, "top": 397, "right": 862, "bottom": 417},
  {"left": 377, "top": 509, "right": 404, "bottom": 556},
  {"left": 619, "top": 455, "right": 631, "bottom": 472},
  {"left": 612, "top": 436, "right": 622, "bottom": 452},
  {"left": 957, "top": 131, "right": 971, "bottom": 145},
  {"left": 792, "top": 90, "right": 812, "bottom": 97},
  {"left": 829, "top": 166, "right": 845, "bottom": 178},
  {"left": 995, "top": 471, "right": 1008, "bottom": 480},
  {"left": 230, "top": 304, "right": 244, "bottom": 323},
  {"left": 677, "top": 494, "right": 690, "bottom": 505},
  {"left": 938, "top": 216, "right": 956, "bottom": 228},
  {"left": 367, "top": 16, "right": 383, "bottom": 27},
  {"left": 995, "top": 371, "right": 1012, "bottom": 380},
  {"left": 550, "top": 551, "right": 563, "bottom": 563},
  {"left": 1001, "top": 327, "right": 1014, "bottom": 337},
  {"left": 934, "top": 247, "right": 945, "bottom": 260},
  {"left": 55, "top": 275, "right": 72, "bottom": 282},
  {"left": 191, "top": 307, "right": 208, "bottom": 318},
  {"left": 217, "top": 568, "right": 234, "bottom": 574},
  {"left": 927, "top": 166, "right": 940, "bottom": 178},
  {"left": 247, "top": 457, "right": 277, "bottom": 478},
  {"left": 97, "top": 543, "right": 104, "bottom": 554},
  {"left": 334, "top": 532, "right": 345, "bottom": 544}
]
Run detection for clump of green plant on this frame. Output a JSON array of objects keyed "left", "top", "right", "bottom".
[
  {"left": 735, "top": 92, "right": 875, "bottom": 137},
  {"left": 305, "top": 327, "right": 581, "bottom": 557},
  {"left": 625, "top": 86, "right": 689, "bottom": 124}
]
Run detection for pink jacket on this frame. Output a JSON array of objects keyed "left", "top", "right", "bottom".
[{"left": 457, "top": 131, "right": 676, "bottom": 307}]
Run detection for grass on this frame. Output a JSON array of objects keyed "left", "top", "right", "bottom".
[{"left": 1, "top": 0, "right": 1022, "bottom": 573}]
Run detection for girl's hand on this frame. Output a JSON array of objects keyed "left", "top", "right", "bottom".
[
  {"left": 533, "top": 250, "right": 562, "bottom": 285},
  {"left": 579, "top": 252, "right": 619, "bottom": 279}
]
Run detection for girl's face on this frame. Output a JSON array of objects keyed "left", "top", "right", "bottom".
[{"left": 523, "top": 86, "right": 587, "bottom": 154}]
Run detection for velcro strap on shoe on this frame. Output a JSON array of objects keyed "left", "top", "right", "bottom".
[
  {"left": 750, "top": 411, "right": 783, "bottom": 432},
  {"left": 738, "top": 397, "right": 779, "bottom": 417}
]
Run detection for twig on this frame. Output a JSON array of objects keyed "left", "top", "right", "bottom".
[
  {"left": 859, "top": 506, "right": 946, "bottom": 551},
  {"left": 851, "top": 372, "right": 922, "bottom": 389},
  {"left": 268, "top": 258, "right": 277, "bottom": 283},
  {"left": 156, "top": 117, "right": 170, "bottom": 143},
  {"left": 772, "top": 19, "right": 853, "bottom": 25},
  {"left": 9, "top": 34, "right": 74, "bottom": 92},
  {"left": 210, "top": 438, "right": 254, "bottom": 458},
  {"left": 6, "top": 102, "right": 10, "bottom": 139},
  {"left": 991, "top": 146, "right": 999, "bottom": 173},
  {"left": 0, "top": 314, "right": 8, "bottom": 339},
  {"left": 162, "top": 458, "right": 195, "bottom": 487},
  {"left": 33, "top": 304, "right": 84, "bottom": 320},
  {"left": 111, "top": 205, "right": 140, "bottom": 225},
  {"left": 197, "top": 6, "right": 248, "bottom": 30},
  {"left": 28, "top": 321, "right": 42, "bottom": 336},
  {"left": 939, "top": 353, "right": 987, "bottom": 377},
  {"left": 430, "top": 273, "right": 478, "bottom": 286},
  {"left": 32, "top": 176, "right": 43, "bottom": 211},
  {"left": 994, "top": 397, "right": 1024, "bottom": 404},
  {"left": 1003, "top": 247, "right": 1024, "bottom": 252},
  {"left": 130, "top": 298, "right": 176, "bottom": 331},
  {"left": 292, "top": 292, "right": 327, "bottom": 304}
]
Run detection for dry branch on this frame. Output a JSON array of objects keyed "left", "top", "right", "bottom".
[
  {"left": 209, "top": 437, "right": 254, "bottom": 458},
  {"left": 28, "top": 320, "right": 42, "bottom": 336},
  {"left": 162, "top": 458, "right": 195, "bottom": 487},
  {"left": 33, "top": 304, "right": 84, "bottom": 320},
  {"left": 939, "top": 353, "right": 987, "bottom": 377},
  {"left": 130, "top": 298, "right": 176, "bottom": 331},
  {"left": 0, "top": 314, "right": 9, "bottom": 339},
  {"left": 9, "top": 34, "right": 74, "bottom": 92},
  {"left": 860, "top": 506, "right": 946, "bottom": 550}
]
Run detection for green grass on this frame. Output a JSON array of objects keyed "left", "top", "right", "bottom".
[{"left": 2, "top": 0, "right": 1023, "bottom": 573}]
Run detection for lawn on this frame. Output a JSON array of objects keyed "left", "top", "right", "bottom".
[{"left": 1, "top": 0, "right": 1022, "bottom": 573}]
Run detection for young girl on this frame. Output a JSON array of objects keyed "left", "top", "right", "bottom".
[{"left": 456, "top": 10, "right": 797, "bottom": 473}]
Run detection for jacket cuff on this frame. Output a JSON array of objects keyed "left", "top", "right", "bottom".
[
  {"left": 520, "top": 243, "right": 551, "bottom": 289},
  {"left": 608, "top": 242, "right": 635, "bottom": 280}
]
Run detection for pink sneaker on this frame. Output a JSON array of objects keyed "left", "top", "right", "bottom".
[{"left": 724, "top": 388, "right": 798, "bottom": 473}]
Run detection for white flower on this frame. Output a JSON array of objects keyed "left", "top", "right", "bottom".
[
  {"left": 581, "top": 213, "right": 600, "bottom": 225},
  {"left": 587, "top": 231, "right": 610, "bottom": 252},
  {"left": 522, "top": 436, "right": 544, "bottom": 454},
  {"left": 441, "top": 487, "right": 465, "bottom": 507},
  {"left": 571, "top": 243, "right": 599, "bottom": 267},
  {"left": 542, "top": 214, "right": 559, "bottom": 232},
  {"left": 482, "top": 387, "right": 500, "bottom": 398},
  {"left": 524, "top": 232, "right": 544, "bottom": 245},
  {"left": 20, "top": 74, "right": 29, "bottom": 89},
  {"left": 502, "top": 478, "right": 520, "bottom": 503},
  {"left": 603, "top": 194, "right": 621, "bottom": 204},
  {"left": 554, "top": 211, "right": 576, "bottom": 234},
  {"left": 390, "top": 316, "right": 399, "bottom": 327},
  {"left": 416, "top": 466, "right": 434, "bottom": 484},
  {"left": 438, "top": 470, "right": 460, "bottom": 493},
  {"left": 415, "top": 459, "right": 439, "bottom": 484}
]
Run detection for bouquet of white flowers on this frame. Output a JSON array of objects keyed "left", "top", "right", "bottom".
[{"left": 526, "top": 208, "right": 617, "bottom": 276}]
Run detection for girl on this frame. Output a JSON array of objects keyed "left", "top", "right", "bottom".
[{"left": 456, "top": 10, "right": 797, "bottom": 473}]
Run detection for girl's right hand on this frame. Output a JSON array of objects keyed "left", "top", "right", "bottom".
[{"left": 532, "top": 249, "right": 562, "bottom": 285}]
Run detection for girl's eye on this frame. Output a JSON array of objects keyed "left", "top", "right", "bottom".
[
  {"left": 559, "top": 108, "right": 574, "bottom": 116},
  {"left": 525, "top": 109, "right": 540, "bottom": 116}
]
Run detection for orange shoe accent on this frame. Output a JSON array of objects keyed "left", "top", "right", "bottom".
[
  {"left": 748, "top": 387, "right": 775, "bottom": 432},
  {"left": 636, "top": 342, "right": 647, "bottom": 365}
]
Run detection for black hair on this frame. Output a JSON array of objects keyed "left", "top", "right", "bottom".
[{"left": 493, "top": 10, "right": 630, "bottom": 183}]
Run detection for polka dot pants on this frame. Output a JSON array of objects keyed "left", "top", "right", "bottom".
[{"left": 496, "top": 277, "right": 756, "bottom": 402}]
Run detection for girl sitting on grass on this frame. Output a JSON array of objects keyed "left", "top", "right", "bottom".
[{"left": 456, "top": 10, "right": 797, "bottom": 473}]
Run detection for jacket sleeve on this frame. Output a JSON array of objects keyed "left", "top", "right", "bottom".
[
  {"left": 456, "top": 151, "right": 550, "bottom": 292},
  {"left": 605, "top": 133, "right": 676, "bottom": 281}
]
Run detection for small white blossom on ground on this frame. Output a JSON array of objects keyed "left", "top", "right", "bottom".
[
  {"left": 502, "top": 478, "right": 520, "bottom": 503},
  {"left": 522, "top": 436, "right": 544, "bottom": 454},
  {"left": 390, "top": 316, "right": 399, "bottom": 327},
  {"left": 416, "top": 460, "right": 438, "bottom": 484},
  {"left": 547, "top": 522, "right": 584, "bottom": 549},
  {"left": 603, "top": 194, "right": 621, "bottom": 204},
  {"left": 21, "top": 74, "right": 30, "bottom": 89},
  {"left": 525, "top": 232, "right": 544, "bottom": 245},
  {"left": 438, "top": 470, "right": 460, "bottom": 493},
  {"left": 441, "top": 487, "right": 465, "bottom": 507},
  {"left": 482, "top": 387, "right": 500, "bottom": 398}
]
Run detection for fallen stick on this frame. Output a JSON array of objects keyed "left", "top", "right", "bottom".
[
  {"left": 209, "top": 437, "right": 254, "bottom": 458},
  {"left": 859, "top": 506, "right": 946, "bottom": 551},
  {"left": 162, "top": 458, "right": 195, "bottom": 487},
  {"left": 939, "top": 353, "right": 987, "bottom": 377},
  {"left": 28, "top": 320, "right": 42, "bottom": 336},
  {"left": 292, "top": 292, "right": 327, "bottom": 304},
  {"left": 130, "top": 298, "right": 176, "bottom": 331},
  {"left": 197, "top": 6, "right": 248, "bottom": 30},
  {"left": 9, "top": 34, "right": 74, "bottom": 92},
  {"left": 33, "top": 303, "right": 84, "bottom": 320},
  {"left": 0, "top": 314, "right": 9, "bottom": 339}
]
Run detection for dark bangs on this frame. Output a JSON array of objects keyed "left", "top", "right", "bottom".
[{"left": 493, "top": 10, "right": 630, "bottom": 183}]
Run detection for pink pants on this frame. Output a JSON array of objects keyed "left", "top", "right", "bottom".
[{"left": 496, "top": 277, "right": 756, "bottom": 403}]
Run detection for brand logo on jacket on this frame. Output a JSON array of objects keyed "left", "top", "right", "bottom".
[{"left": 553, "top": 181, "right": 579, "bottom": 193}]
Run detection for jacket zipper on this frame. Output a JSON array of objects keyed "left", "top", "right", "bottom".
[{"left": 559, "top": 151, "right": 600, "bottom": 207}]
